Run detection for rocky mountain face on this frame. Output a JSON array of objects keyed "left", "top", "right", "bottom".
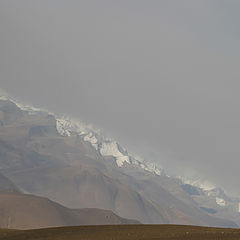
[{"left": 0, "top": 97, "right": 239, "bottom": 228}]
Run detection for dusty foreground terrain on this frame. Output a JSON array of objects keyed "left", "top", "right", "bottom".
[{"left": 1, "top": 225, "right": 240, "bottom": 240}]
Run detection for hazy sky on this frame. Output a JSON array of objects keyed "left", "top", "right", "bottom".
[{"left": 1, "top": 0, "right": 240, "bottom": 195}]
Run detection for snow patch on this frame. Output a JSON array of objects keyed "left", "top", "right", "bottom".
[
  {"left": 83, "top": 133, "right": 98, "bottom": 150},
  {"left": 100, "top": 141, "right": 130, "bottom": 167},
  {"left": 100, "top": 141, "right": 124, "bottom": 158},
  {"left": 216, "top": 197, "right": 226, "bottom": 206},
  {"left": 116, "top": 156, "right": 131, "bottom": 167},
  {"left": 56, "top": 119, "right": 71, "bottom": 136}
]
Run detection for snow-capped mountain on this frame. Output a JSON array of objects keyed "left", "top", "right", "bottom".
[
  {"left": 1, "top": 93, "right": 238, "bottom": 205},
  {"left": 0, "top": 92, "right": 240, "bottom": 226},
  {"left": 56, "top": 117, "right": 163, "bottom": 174},
  {"left": 0, "top": 93, "right": 163, "bottom": 175}
]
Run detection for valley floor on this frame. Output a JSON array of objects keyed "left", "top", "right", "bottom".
[{"left": 1, "top": 225, "right": 240, "bottom": 240}]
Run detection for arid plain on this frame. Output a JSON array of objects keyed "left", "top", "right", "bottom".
[{"left": 1, "top": 225, "right": 240, "bottom": 240}]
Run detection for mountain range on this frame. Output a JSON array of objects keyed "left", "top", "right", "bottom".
[{"left": 0, "top": 95, "right": 239, "bottom": 228}]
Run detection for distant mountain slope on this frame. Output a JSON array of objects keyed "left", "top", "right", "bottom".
[
  {"left": 0, "top": 172, "right": 20, "bottom": 193},
  {"left": 0, "top": 192, "right": 139, "bottom": 229},
  {"left": 0, "top": 98, "right": 238, "bottom": 227}
]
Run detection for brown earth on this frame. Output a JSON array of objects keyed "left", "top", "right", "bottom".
[
  {"left": 1, "top": 225, "right": 240, "bottom": 240},
  {"left": 0, "top": 192, "right": 139, "bottom": 230}
]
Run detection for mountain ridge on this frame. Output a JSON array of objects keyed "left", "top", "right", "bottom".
[{"left": 0, "top": 94, "right": 239, "bottom": 227}]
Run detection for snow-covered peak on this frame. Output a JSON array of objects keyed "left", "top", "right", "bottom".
[{"left": 55, "top": 116, "right": 163, "bottom": 174}]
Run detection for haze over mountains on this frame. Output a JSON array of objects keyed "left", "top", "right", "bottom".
[
  {"left": 1, "top": 1, "right": 240, "bottom": 236},
  {"left": 0, "top": 94, "right": 240, "bottom": 229},
  {"left": 2, "top": 0, "right": 240, "bottom": 199}
]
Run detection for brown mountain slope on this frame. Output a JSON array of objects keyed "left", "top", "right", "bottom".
[
  {"left": 7, "top": 164, "right": 237, "bottom": 227},
  {"left": 1, "top": 225, "right": 240, "bottom": 240},
  {"left": 0, "top": 192, "right": 139, "bottom": 230},
  {"left": 7, "top": 164, "right": 172, "bottom": 224}
]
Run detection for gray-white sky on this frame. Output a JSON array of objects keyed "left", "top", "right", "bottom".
[{"left": 1, "top": 0, "right": 240, "bottom": 196}]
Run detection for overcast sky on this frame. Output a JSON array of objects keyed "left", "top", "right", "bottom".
[{"left": 1, "top": 0, "right": 240, "bottom": 196}]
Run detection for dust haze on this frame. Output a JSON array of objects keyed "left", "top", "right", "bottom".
[{"left": 1, "top": 0, "right": 240, "bottom": 195}]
